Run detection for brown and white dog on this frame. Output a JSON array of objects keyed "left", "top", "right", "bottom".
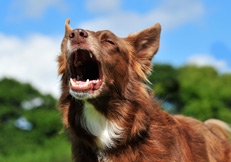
[{"left": 57, "top": 18, "right": 231, "bottom": 162}]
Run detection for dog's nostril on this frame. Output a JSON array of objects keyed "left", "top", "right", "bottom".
[
  {"left": 79, "top": 29, "right": 88, "bottom": 38},
  {"left": 69, "top": 32, "right": 75, "bottom": 39}
]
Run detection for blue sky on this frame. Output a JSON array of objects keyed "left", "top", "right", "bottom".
[{"left": 0, "top": 0, "right": 230, "bottom": 96}]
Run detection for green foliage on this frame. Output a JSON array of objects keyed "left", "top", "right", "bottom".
[
  {"left": 150, "top": 64, "right": 231, "bottom": 123},
  {"left": 0, "top": 135, "right": 71, "bottom": 162},
  {"left": 149, "top": 64, "right": 179, "bottom": 112},
  {"left": 0, "top": 77, "right": 71, "bottom": 161},
  {"left": 0, "top": 78, "right": 40, "bottom": 107}
]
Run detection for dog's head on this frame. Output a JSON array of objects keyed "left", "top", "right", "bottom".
[{"left": 58, "top": 18, "right": 161, "bottom": 100}]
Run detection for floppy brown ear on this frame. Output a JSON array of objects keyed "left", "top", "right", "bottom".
[{"left": 127, "top": 23, "right": 161, "bottom": 76}]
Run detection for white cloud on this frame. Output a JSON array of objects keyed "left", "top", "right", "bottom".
[
  {"left": 187, "top": 54, "right": 231, "bottom": 73},
  {"left": 79, "top": 0, "right": 205, "bottom": 36},
  {"left": 0, "top": 33, "right": 62, "bottom": 97},
  {"left": 9, "top": 0, "right": 67, "bottom": 19},
  {"left": 79, "top": 13, "right": 145, "bottom": 36},
  {"left": 86, "top": 0, "right": 121, "bottom": 13},
  {"left": 147, "top": 0, "right": 204, "bottom": 29}
]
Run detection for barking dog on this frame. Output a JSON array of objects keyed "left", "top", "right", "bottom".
[{"left": 57, "top": 18, "right": 231, "bottom": 162}]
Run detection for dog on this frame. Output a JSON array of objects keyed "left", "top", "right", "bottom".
[{"left": 57, "top": 18, "right": 231, "bottom": 162}]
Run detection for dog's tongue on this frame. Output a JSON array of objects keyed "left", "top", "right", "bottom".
[{"left": 70, "top": 78, "right": 100, "bottom": 91}]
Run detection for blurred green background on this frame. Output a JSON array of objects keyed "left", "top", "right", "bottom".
[
  {"left": 0, "top": 78, "right": 72, "bottom": 162},
  {"left": 0, "top": 64, "right": 231, "bottom": 162}
]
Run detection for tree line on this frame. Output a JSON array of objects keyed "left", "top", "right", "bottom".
[{"left": 149, "top": 64, "right": 231, "bottom": 123}]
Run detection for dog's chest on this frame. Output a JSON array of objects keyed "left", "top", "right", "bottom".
[{"left": 80, "top": 103, "right": 122, "bottom": 148}]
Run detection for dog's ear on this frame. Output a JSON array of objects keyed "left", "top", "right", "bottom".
[
  {"left": 61, "top": 18, "right": 72, "bottom": 52},
  {"left": 127, "top": 23, "right": 161, "bottom": 77},
  {"left": 58, "top": 18, "right": 72, "bottom": 75}
]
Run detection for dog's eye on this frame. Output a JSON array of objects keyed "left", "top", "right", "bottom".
[{"left": 105, "top": 40, "right": 115, "bottom": 45}]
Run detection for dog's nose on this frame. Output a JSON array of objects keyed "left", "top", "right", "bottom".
[{"left": 69, "top": 29, "right": 88, "bottom": 40}]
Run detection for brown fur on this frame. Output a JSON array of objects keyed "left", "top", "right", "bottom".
[{"left": 57, "top": 18, "right": 231, "bottom": 162}]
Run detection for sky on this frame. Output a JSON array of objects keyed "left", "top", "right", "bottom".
[{"left": 0, "top": 0, "right": 230, "bottom": 97}]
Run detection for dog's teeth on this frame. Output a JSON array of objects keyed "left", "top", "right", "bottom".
[
  {"left": 85, "top": 79, "right": 89, "bottom": 85},
  {"left": 70, "top": 78, "right": 76, "bottom": 85},
  {"left": 92, "top": 79, "right": 99, "bottom": 84},
  {"left": 77, "top": 75, "right": 82, "bottom": 80},
  {"left": 89, "top": 52, "right": 93, "bottom": 58}
]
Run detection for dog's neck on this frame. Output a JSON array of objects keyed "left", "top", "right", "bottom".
[
  {"left": 80, "top": 100, "right": 123, "bottom": 149},
  {"left": 78, "top": 85, "right": 153, "bottom": 149}
]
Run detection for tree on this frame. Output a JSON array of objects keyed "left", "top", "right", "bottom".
[
  {"left": 0, "top": 77, "right": 62, "bottom": 155},
  {"left": 149, "top": 64, "right": 231, "bottom": 123},
  {"left": 149, "top": 64, "right": 179, "bottom": 113},
  {"left": 176, "top": 65, "right": 231, "bottom": 122}
]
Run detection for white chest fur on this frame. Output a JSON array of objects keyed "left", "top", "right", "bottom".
[{"left": 80, "top": 103, "right": 122, "bottom": 148}]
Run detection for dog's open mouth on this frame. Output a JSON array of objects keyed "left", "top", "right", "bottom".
[{"left": 68, "top": 49, "right": 103, "bottom": 93}]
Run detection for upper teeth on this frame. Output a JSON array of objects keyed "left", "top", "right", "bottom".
[
  {"left": 89, "top": 52, "right": 93, "bottom": 58},
  {"left": 77, "top": 75, "right": 82, "bottom": 80}
]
